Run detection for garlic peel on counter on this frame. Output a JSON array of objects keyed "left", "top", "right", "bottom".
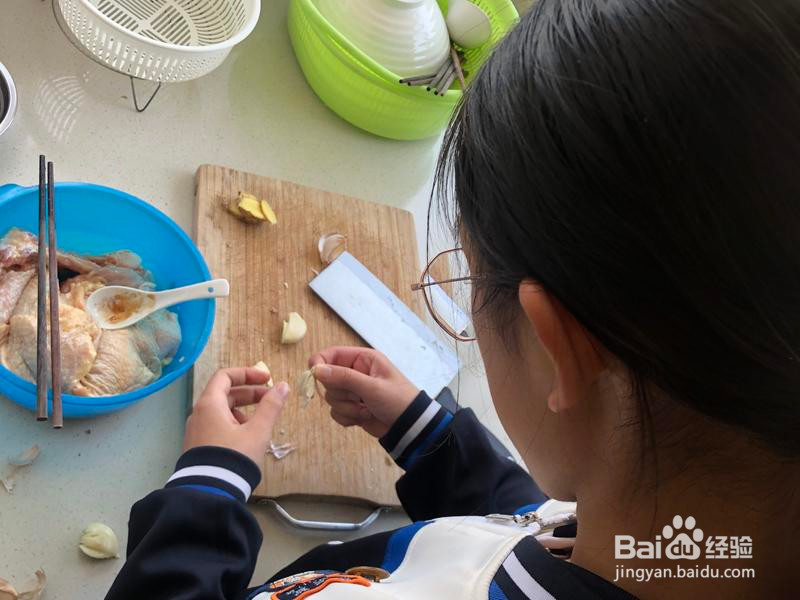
[
  {"left": 0, "top": 568, "right": 46, "bottom": 600},
  {"left": 318, "top": 233, "right": 347, "bottom": 265},
  {"left": 79, "top": 522, "right": 120, "bottom": 560},
  {"left": 267, "top": 441, "right": 296, "bottom": 460},
  {"left": 280, "top": 312, "right": 307, "bottom": 344},
  {"left": 8, "top": 446, "right": 40, "bottom": 467},
  {"left": 1, "top": 445, "right": 40, "bottom": 494}
]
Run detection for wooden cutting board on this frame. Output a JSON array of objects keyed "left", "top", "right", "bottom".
[{"left": 192, "top": 164, "right": 428, "bottom": 506}]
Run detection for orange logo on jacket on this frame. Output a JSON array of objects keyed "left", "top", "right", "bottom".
[{"left": 267, "top": 571, "right": 371, "bottom": 599}]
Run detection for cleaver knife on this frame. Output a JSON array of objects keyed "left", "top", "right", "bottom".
[{"left": 309, "top": 252, "right": 459, "bottom": 397}]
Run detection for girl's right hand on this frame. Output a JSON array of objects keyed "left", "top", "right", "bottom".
[{"left": 309, "top": 347, "right": 419, "bottom": 438}]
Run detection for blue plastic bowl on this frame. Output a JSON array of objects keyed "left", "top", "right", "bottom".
[{"left": 0, "top": 182, "right": 213, "bottom": 418}]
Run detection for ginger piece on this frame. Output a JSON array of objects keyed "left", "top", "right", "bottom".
[
  {"left": 259, "top": 200, "right": 278, "bottom": 224},
  {"left": 237, "top": 192, "right": 266, "bottom": 223},
  {"left": 224, "top": 192, "right": 277, "bottom": 225}
]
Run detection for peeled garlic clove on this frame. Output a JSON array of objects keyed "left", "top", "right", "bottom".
[
  {"left": 280, "top": 312, "right": 307, "bottom": 344},
  {"left": 79, "top": 523, "right": 119, "bottom": 560},
  {"left": 252, "top": 361, "right": 274, "bottom": 388},
  {"left": 318, "top": 233, "right": 347, "bottom": 265}
]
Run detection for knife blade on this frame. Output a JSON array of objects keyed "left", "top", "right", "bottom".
[{"left": 309, "top": 252, "right": 459, "bottom": 397}]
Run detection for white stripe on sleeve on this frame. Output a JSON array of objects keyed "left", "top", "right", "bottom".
[
  {"left": 167, "top": 465, "right": 252, "bottom": 499},
  {"left": 503, "top": 552, "right": 557, "bottom": 600},
  {"left": 390, "top": 401, "right": 441, "bottom": 460}
]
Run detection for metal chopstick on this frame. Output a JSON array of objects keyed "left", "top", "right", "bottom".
[
  {"left": 47, "top": 161, "right": 62, "bottom": 429},
  {"left": 399, "top": 73, "right": 437, "bottom": 85},
  {"left": 35, "top": 155, "right": 48, "bottom": 421},
  {"left": 427, "top": 59, "right": 453, "bottom": 92}
]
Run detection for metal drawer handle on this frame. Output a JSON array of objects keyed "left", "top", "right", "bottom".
[{"left": 260, "top": 499, "right": 389, "bottom": 531}]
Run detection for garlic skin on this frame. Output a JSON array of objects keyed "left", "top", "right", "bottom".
[
  {"left": 280, "top": 312, "right": 307, "bottom": 344},
  {"left": 79, "top": 523, "right": 119, "bottom": 560},
  {"left": 296, "top": 369, "right": 317, "bottom": 407},
  {"left": 318, "top": 233, "right": 347, "bottom": 265},
  {"left": 0, "top": 568, "right": 46, "bottom": 600},
  {"left": 1, "top": 445, "right": 41, "bottom": 494}
]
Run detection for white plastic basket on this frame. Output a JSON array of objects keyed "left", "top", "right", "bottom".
[{"left": 56, "top": 0, "right": 260, "bottom": 82}]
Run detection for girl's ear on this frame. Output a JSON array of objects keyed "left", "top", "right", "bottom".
[{"left": 518, "top": 281, "right": 606, "bottom": 412}]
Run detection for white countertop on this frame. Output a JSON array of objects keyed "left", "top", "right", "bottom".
[{"left": 0, "top": 1, "right": 521, "bottom": 597}]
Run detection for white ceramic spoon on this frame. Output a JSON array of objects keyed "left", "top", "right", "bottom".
[{"left": 86, "top": 279, "right": 230, "bottom": 330}]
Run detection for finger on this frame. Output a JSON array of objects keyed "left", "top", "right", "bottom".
[
  {"left": 312, "top": 363, "right": 377, "bottom": 399},
  {"left": 330, "top": 408, "right": 360, "bottom": 428},
  {"left": 232, "top": 407, "right": 249, "bottom": 424},
  {"left": 228, "top": 385, "right": 270, "bottom": 407},
  {"left": 308, "top": 346, "right": 375, "bottom": 370},
  {"left": 323, "top": 389, "right": 363, "bottom": 405},
  {"left": 326, "top": 398, "right": 371, "bottom": 421},
  {"left": 247, "top": 382, "right": 290, "bottom": 432},
  {"left": 200, "top": 367, "right": 270, "bottom": 408}
]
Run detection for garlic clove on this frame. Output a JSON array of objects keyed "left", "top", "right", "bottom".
[
  {"left": 252, "top": 361, "right": 274, "bottom": 388},
  {"left": 79, "top": 523, "right": 119, "bottom": 560},
  {"left": 280, "top": 312, "right": 307, "bottom": 344},
  {"left": 317, "top": 233, "right": 347, "bottom": 265}
]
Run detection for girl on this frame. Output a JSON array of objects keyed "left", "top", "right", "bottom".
[{"left": 106, "top": 0, "right": 800, "bottom": 598}]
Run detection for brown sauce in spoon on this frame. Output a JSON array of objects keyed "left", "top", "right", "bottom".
[{"left": 105, "top": 291, "right": 155, "bottom": 324}]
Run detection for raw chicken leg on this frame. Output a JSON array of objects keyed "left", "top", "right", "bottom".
[
  {"left": 0, "top": 228, "right": 182, "bottom": 397},
  {"left": 73, "top": 312, "right": 180, "bottom": 396},
  {"left": 0, "top": 228, "right": 154, "bottom": 288},
  {"left": 0, "top": 268, "right": 34, "bottom": 324}
]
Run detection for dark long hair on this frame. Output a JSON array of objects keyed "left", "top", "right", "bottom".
[{"left": 437, "top": 0, "right": 800, "bottom": 457}]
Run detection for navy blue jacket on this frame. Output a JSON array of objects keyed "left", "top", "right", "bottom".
[{"left": 105, "top": 392, "right": 633, "bottom": 600}]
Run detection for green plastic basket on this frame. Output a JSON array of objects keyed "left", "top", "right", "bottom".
[{"left": 288, "top": 0, "right": 519, "bottom": 140}]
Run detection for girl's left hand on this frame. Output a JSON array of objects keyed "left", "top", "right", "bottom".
[{"left": 184, "top": 367, "right": 289, "bottom": 465}]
